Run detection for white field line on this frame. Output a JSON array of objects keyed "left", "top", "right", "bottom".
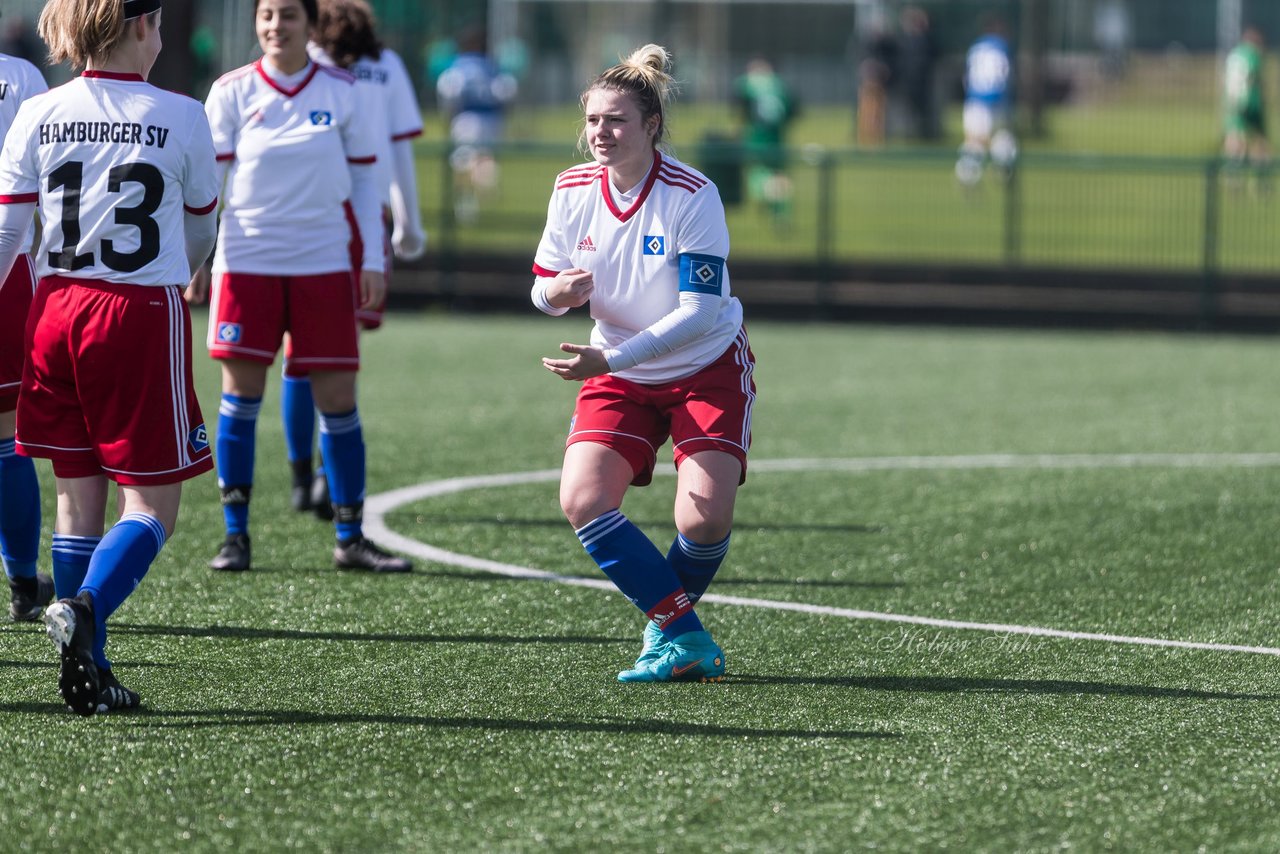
[{"left": 363, "top": 455, "right": 1280, "bottom": 657}]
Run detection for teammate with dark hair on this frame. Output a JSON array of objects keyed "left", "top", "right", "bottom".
[{"left": 186, "top": 0, "right": 411, "bottom": 575}]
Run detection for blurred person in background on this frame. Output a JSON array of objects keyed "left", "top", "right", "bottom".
[
  {"left": 0, "top": 14, "right": 43, "bottom": 66},
  {"left": 187, "top": 0, "right": 411, "bottom": 575},
  {"left": 436, "top": 25, "right": 516, "bottom": 222},
  {"left": 279, "top": 0, "right": 427, "bottom": 521},
  {"left": 734, "top": 56, "right": 797, "bottom": 223},
  {"left": 898, "top": 5, "right": 940, "bottom": 141},
  {"left": 855, "top": 19, "right": 897, "bottom": 146},
  {"left": 0, "top": 33, "right": 50, "bottom": 624},
  {"left": 1223, "top": 25, "right": 1270, "bottom": 193},
  {"left": 956, "top": 13, "right": 1016, "bottom": 188},
  {"left": 531, "top": 45, "right": 755, "bottom": 684}
]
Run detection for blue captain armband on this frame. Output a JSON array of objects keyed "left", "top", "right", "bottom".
[{"left": 678, "top": 252, "right": 725, "bottom": 295}]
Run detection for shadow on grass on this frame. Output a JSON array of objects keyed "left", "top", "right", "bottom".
[
  {"left": 0, "top": 704, "right": 897, "bottom": 740},
  {"left": 731, "top": 674, "right": 1278, "bottom": 700},
  {"left": 389, "top": 511, "right": 882, "bottom": 535},
  {"left": 113, "top": 622, "right": 624, "bottom": 646}
]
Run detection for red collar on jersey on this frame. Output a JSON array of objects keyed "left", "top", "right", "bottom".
[
  {"left": 123, "top": 0, "right": 162, "bottom": 19},
  {"left": 601, "top": 150, "right": 661, "bottom": 223},
  {"left": 254, "top": 59, "right": 321, "bottom": 98},
  {"left": 82, "top": 70, "right": 146, "bottom": 82}
]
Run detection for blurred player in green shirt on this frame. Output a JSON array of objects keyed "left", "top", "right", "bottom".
[
  {"left": 734, "top": 57, "right": 796, "bottom": 222},
  {"left": 1223, "top": 25, "right": 1270, "bottom": 186}
]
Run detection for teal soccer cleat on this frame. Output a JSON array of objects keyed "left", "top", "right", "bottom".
[
  {"left": 617, "top": 630, "right": 725, "bottom": 683},
  {"left": 632, "top": 620, "right": 669, "bottom": 669}
]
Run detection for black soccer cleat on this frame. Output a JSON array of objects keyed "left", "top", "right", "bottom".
[
  {"left": 96, "top": 668, "right": 141, "bottom": 713},
  {"left": 333, "top": 537, "right": 412, "bottom": 573},
  {"left": 209, "top": 533, "right": 251, "bottom": 572},
  {"left": 290, "top": 459, "right": 313, "bottom": 512},
  {"left": 310, "top": 470, "right": 334, "bottom": 521},
  {"left": 9, "top": 572, "right": 55, "bottom": 622},
  {"left": 43, "top": 592, "right": 99, "bottom": 717}
]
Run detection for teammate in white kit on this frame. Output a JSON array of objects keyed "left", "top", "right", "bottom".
[
  {"left": 0, "top": 0, "right": 219, "bottom": 715},
  {"left": 280, "top": 0, "right": 426, "bottom": 521},
  {"left": 186, "top": 0, "right": 411, "bottom": 574},
  {"left": 0, "top": 48, "right": 52, "bottom": 623},
  {"left": 532, "top": 45, "right": 756, "bottom": 683}
]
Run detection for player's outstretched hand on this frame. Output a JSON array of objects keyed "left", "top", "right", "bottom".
[
  {"left": 360, "top": 270, "right": 387, "bottom": 310},
  {"left": 542, "top": 343, "right": 609, "bottom": 382},
  {"left": 185, "top": 266, "right": 211, "bottom": 304}
]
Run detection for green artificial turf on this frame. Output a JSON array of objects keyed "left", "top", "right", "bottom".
[{"left": 2, "top": 314, "right": 1278, "bottom": 852}]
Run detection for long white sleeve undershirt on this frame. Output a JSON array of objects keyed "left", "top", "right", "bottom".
[
  {"left": 349, "top": 160, "right": 383, "bottom": 272},
  {"left": 0, "top": 202, "right": 34, "bottom": 285},
  {"left": 530, "top": 274, "right": 720, "bottom": 373}
]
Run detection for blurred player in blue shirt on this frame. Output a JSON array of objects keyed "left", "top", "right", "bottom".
[
  {"left": 436, "top": 26, "right": 516, "bottom": 221},
  {"left": 956, "top": 15, "right": 1017, "bottom": 187}
]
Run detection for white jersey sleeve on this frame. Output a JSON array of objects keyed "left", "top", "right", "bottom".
[
  {"left": 382, "top": 49, "right": 424, "bottom": 142},
  {"left": 0, "top": 55, "right": 48, "bottom": 253}
]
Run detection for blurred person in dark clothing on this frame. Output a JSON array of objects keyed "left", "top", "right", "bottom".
[{"left": 898, "top": 6, "right": 939, "bottom": 141}]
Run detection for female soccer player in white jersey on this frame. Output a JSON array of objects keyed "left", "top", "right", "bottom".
[
  {"left": 0, "top": 0, "right": 220, "bottom": 715},
  {"left": 532, "top": 45, "right": 756, "bottom": 683},
  {"left": 186, "top": 0, "right": 410, "bottom": 574},
  {"left": 0, "top": 47, "right": 52, "bottom": 624},
  {"left": 280, "top": 0, "right": 427, "bottom": 521}
]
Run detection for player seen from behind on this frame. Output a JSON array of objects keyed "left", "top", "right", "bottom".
[{"left": 0, "top": 0, "right": 220, "bottom": 715}]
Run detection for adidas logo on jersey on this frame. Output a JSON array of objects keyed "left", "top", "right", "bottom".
[{"left": 576, "top": 236, "right": 596, "bottom": 252}]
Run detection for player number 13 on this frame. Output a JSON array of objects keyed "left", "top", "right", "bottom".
[{"left": 47, "top": 159, "right": 164, "bottom": 274}]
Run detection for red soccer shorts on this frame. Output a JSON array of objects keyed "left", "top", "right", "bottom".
[
  {"left": 0, "top": 255, "right": 36, "bottom": 412},
  {"left": 566, "top": 328, "right": 756, "bottom": 486},
  {"left": 207, "top": 271, "right": 360, "bottom": 372},
  {"left": 16, "top": 276, "right": 213, "bottom": 485}
]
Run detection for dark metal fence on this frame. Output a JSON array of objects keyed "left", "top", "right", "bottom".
[{"left": 415, "top": 140, "right": 1279, "bottom": 273}]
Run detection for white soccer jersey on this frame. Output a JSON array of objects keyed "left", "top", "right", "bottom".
[
  {"left": 0, "top": 71, "right": 219, "bottom": 286},
  {"left": 533, "top": 151, "right": 743, "bottom": 384},
  {"left": 308, "top": 44, "right": 423, "bottom": 205},
  {"left": 0, "top": 54, "right": 47, "bottom": 254},
  {"left": 205, "top": 60, "right": 379, "bottom": 276}
]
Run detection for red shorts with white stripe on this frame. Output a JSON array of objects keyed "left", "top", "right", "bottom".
[
  {"left": 0, "top": 255, "right": 36, "bottom": 412},
  {"left": 16, "top": 277, "right": 212, "bottom": 485},
  {"left": 566, "top": 328, "right": 756, "bottom": 486},
  {"left": 207, "top": 271, "right": 360, "bottom": 373}
]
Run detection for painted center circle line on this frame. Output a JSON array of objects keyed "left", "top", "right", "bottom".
[{"left": 363, "top": 454, "right": 1280, "bottom": 657}]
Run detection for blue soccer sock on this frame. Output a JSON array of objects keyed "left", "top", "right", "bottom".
[
  {"left": 0, "top": 437, "right": 40, "bottom": 580},
  {"left": 51, "top": 533, "right": 101, "bottom": 600},
  {"left": 576, "top": 510, "right": 703, "bottom": 639},
  {"left": 216, "top": 394, "right": 261, "bottom": 535},
  {"left": 667, "top": 531, "right": 731, "bottom": 604},
  {"left": 280, "top": 375, "right": 317, "bottom": 465},
  {"left": 319, "top": 408, "right": 365, "bottom": 542},
  {"left": 79, "top": 513, "right": 165, "bottom": 671}
]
